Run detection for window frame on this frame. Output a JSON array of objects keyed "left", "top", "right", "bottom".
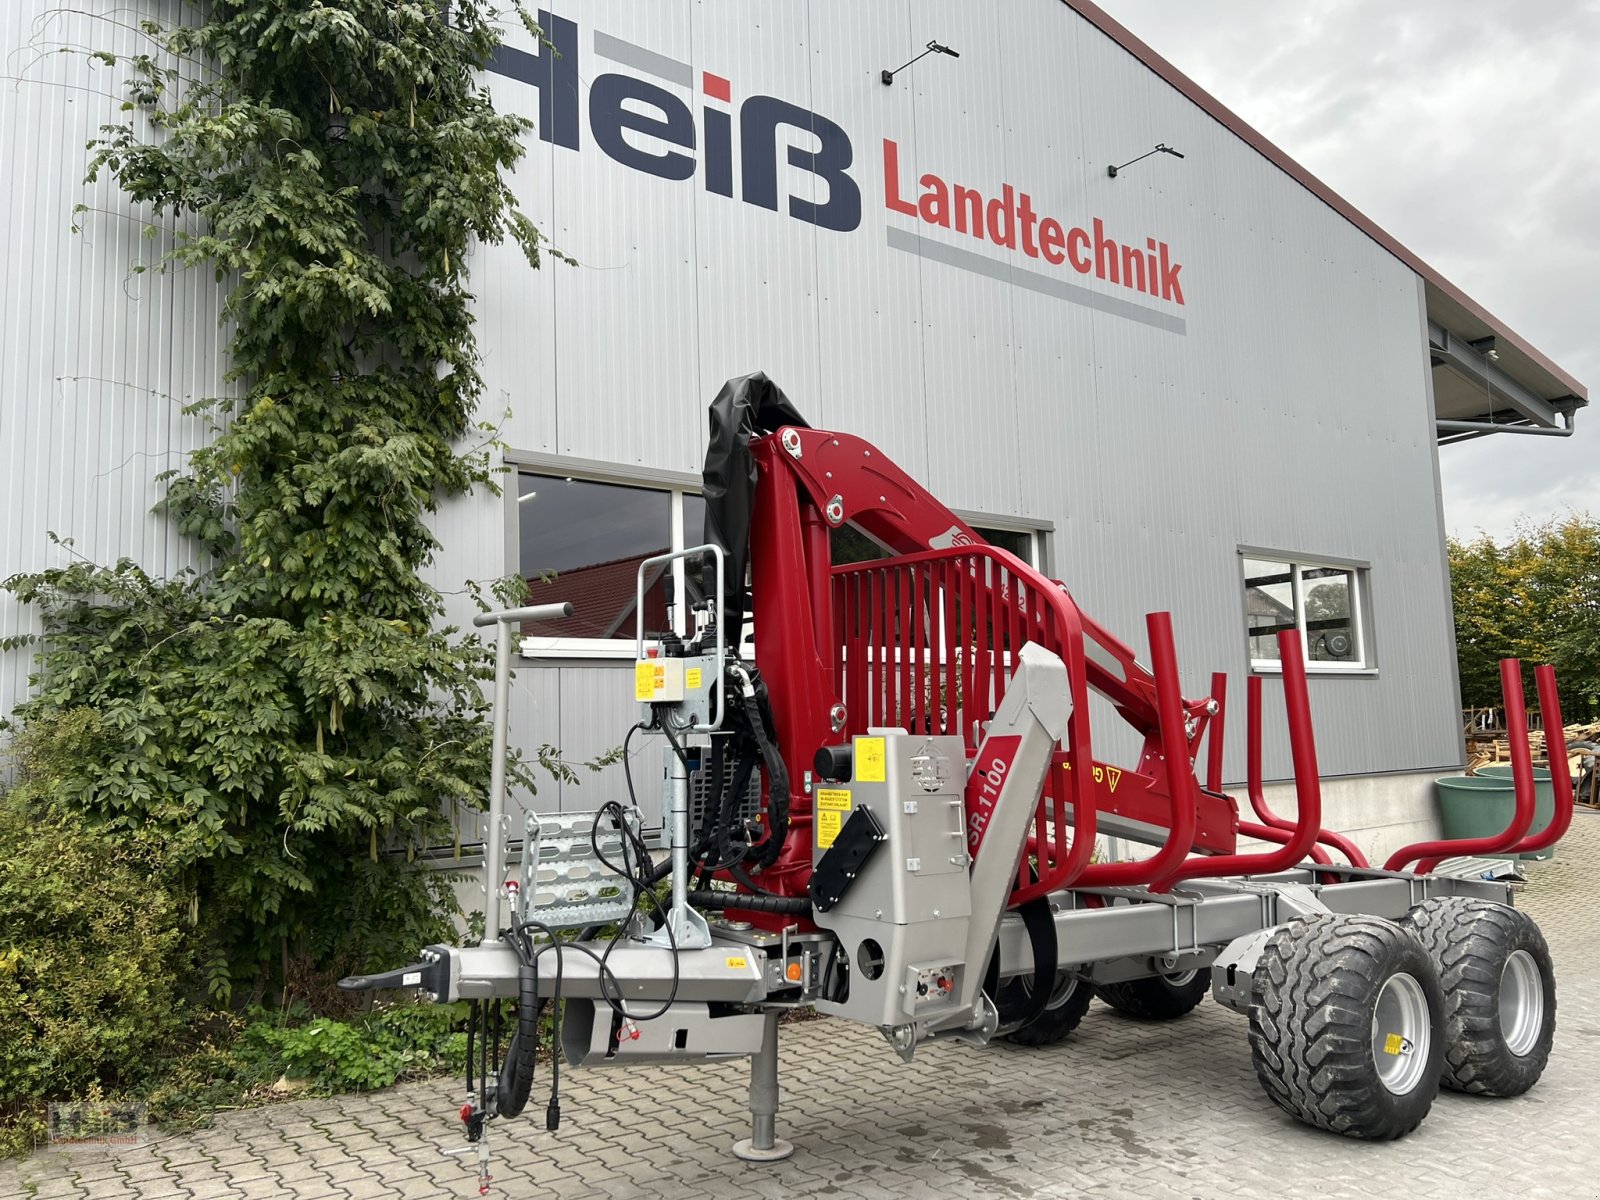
[
  {"left": 508, "top": 452, "right": 1056, "bottom": 663},
  {"left": 511, "top": 456, "right": 705, "bottom": 661},
  {"left": 1238, "top": 547, "right": 1375, "bottom": 675}
]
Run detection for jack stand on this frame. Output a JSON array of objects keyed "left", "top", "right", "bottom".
[
  {"left": 732, "top": 1009, "right": 794, "bottom": 1162},
  {"left": 642, "top": 731, "right": 713, "bottom": 950}
]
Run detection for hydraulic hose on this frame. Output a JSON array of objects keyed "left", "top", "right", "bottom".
[
  {"left": 687, "top": 889, "right": 810, "bottom": 914},
  {"left": 496, "top": 960, "right": 541, "bottom": 1118}
]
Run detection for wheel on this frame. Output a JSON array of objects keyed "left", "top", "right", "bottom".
[
  {"left": 1399, "top": 897, "right": 1556, "bottom": 1096},
  {"left": 1248, "top": 914, "right": 1444, "bottom": 1140},
  {"left": 1002, "top": 971, "right": 1093, "bottom": 1046},
  {"left": 1094, "top": 969, "right": 1211, "bottom": 1020}
]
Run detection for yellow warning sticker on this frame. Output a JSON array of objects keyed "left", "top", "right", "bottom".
[
  {"left": 816, "top": 788, "right": 851, "bottom": 848},
  {"left": 1383, "top": 1033, "right": 1404, "bottom": 1056},
  {"left": 686, "top": 667, "right": 702, "bottom": 689},
  {"left": 726, "top": 956, "right": 748, "bottom": 970},
  {"left": 1064, "top": 760, "right": 1121, "bottom": 793},
  {"left": 635, "top": 661, "right": 656, "bottom": 701},
  {"left": 857, "top": 737, "right": 886, "bottom": 782}
]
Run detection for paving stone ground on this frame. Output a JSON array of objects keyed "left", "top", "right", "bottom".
[{"left": 7, "top": 813, "right": 1599, "bottom": 1200}]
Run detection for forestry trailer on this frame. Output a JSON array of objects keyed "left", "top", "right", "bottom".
[{"left": 343, "top": 374, "right": 1571, "bottom": 1192}]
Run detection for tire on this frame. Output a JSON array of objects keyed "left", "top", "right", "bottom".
[
  {"left": 1094, "top": 970, "right": 1211, "bottom": 1020},
  {"left": 1003, "top": 972, "right": 1093, "bottom": 1046},
  {"left": 1399, "top": 897, "right": 1556, "bottom": 1096},
  {"left": 1248, "top": 914, "right": 1444, "bottom": 1140}
]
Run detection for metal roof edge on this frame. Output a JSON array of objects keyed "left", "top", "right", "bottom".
[{"left": 1061, "top": 0, "right": 1587, "bottom": 403}]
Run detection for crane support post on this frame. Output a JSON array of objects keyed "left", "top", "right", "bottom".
[{"left": 951, "top": 643, "right": 1072, "bottom": 1017}]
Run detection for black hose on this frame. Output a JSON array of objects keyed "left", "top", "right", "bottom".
[
  {"left": 497, "top": 960, "right": 541, "bottom": 1118},
  {"left": 686, "top": 889, "right": 810, "bottom": 914}
]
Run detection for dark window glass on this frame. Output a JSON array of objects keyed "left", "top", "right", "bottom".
[
  {"left": 973, "top": 526, "right": 1034, "bottom": 566},
  {"left": 831, "top": 524, "right": 891, "bottom": 565},
  {"left": 519, "top": 474, "right": 671, "bottom": 640},
  {"left": 1304, "top": 567, "right": 1357, "bottom": 662}
]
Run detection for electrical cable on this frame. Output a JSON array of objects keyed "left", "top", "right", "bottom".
[{"left": 589, "top": 798, "right": 682, "bottom": 1022}]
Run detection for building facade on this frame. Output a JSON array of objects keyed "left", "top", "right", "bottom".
[{"left": 0, "top": 1, "right": 1584, "bottom": 861}]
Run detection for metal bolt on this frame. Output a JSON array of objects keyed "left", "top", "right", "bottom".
[
  {"left": 830, "top": 702, "right": 848, "bottom": 732},
  {"left": 1205, "top": 699, "right": 1220, "bottom": 715},
  {"left": 781, "top": 428, "right": 803, "bottom": 458},
  {"left": 826, "top": 496, "right": 845, "bottom": 525}
]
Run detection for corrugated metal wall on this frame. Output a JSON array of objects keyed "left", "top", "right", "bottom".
[
  {"left": 0, "top": 2, "right": 1463, "bottom": 832},
  {"left": 463, "top": 0, "right": 1461, "bottom": 819},
  {"left": 0, "top": 3, "right": 229, "bottom": 725}
]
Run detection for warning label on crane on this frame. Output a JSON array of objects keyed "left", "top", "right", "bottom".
[
  {"left": 815, "top": 789, "right": 853, "bottom": 848},
  {"left": 856, "top": 737, "right": 886, "bottom": 782}
]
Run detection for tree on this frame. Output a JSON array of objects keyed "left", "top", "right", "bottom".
[
  {"left": 2, "top": 1, "right": 554, "bottom": 994},
  {"left": 1447, "top": 516, "right": 1600, "bottom": 720}
]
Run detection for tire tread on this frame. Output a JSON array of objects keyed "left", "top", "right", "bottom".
[
  {"left": 1247, "top": 914, "right": 1443, "bottom": 1140},
  {"left": 1401, "top": 897, "right": 1555, "bottom": 1096}
]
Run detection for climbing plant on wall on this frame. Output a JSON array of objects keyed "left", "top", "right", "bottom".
[{"left": 3, "top": 1, "right": 556, "bottom": 993}]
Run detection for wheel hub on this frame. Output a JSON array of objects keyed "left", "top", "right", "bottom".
[
  {"left": 1499, "top": 949, "right": 1543, "bottom": 1057},
  {"left": 1371, "top": 971, "right": 1431, "bottom": 1095}
]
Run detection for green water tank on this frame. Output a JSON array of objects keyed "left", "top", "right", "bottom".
[{"left": 1433, "top": 769, "right": 1555, "bottom": 862}]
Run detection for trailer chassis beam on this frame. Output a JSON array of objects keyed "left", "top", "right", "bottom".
[{"left": 991, "top": 872, "right": 1512, "bottom": 977}]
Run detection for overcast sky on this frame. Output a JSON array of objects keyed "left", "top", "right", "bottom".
[{"left": 1091, "top": 0, "right": 1600, "bottom": 543}]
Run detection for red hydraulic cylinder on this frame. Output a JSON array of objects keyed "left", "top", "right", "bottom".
[{"left": 1205, "top": 671, "right": 1227, "bottom": 795}]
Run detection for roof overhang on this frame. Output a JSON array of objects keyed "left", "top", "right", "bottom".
[
  {"left": 1424, "top": 285, "right": 1583, "bottom": 445},
  {"left": 1061, "top": 0, "right": 1587, "bottom": 447}
]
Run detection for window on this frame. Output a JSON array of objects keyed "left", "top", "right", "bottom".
[
  {"left": 830, "top": 521, "right": 1045, "bottom": 569},
  {"left": 972, "top": 525, "right": 1040, "bottom": 568},
  {"left": 516, "top": 467, "right": 1051, "bottom": 659},
  {"left": 518, "top": 473, "right": 706, "bottom": 655},
  {"left": 1242, "top": 553, "right": 1371, "bottom": 672}
]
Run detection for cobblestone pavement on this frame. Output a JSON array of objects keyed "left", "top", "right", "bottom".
[{"left": 7, "top": 813, "right": 1598, "bottom": 1200}]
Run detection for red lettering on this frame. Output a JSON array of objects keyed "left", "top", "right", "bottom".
[
  {"left": 1039, "top": 217, "right": 1065, "bottom": 265},
  {"left": 953, "top": 184, "right": 983, "bottom": 236},
  {"left": 918, "top": 174, "right": 949, "bottom": 227},
  {"left": 1017, "top": 191, "right": 1039, "bottom": 258},
  {"left": 1120, "top": 243, "right": 1147, "bottom": 292},
  {"left": 882, "top": 138, "right": 917, "bottom": 216},
  {"left": 1159, "top": 242, "right": 1185, "bottom": 304},
  {"left": 986, "top": 184, "right": 1016, "bottom": 249},
  {"left": 1093, "top": 217, "right": 1119, "bottom": 284},
  {"left": 1067, "top": 226, "right": 1091, "bottom": 273}
]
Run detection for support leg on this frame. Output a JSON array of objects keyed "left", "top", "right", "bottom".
[{"left": 732, "top": 1010, "right": 794, "bottom": 1162}]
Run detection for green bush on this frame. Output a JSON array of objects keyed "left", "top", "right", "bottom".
[
  {"left": 0, "top": 787, "right": 193, "bottom": 1146},
  {"left": 249, "top": 1003, "right": 469, "bottom": 1093}
]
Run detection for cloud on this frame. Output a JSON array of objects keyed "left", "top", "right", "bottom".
[{"left": 1093, "top": 0, "right": 1600, "bottom": 540}]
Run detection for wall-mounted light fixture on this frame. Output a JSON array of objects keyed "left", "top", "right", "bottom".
[
  {"left": 1469, "top": 336, "right": 1501, "bottom": 363},
  {"left": 1108, "top": 143, "right": 1185, "bottom": 179},
  {"left": 882, "top": 40, "right": 960, "bottom": 86}
]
